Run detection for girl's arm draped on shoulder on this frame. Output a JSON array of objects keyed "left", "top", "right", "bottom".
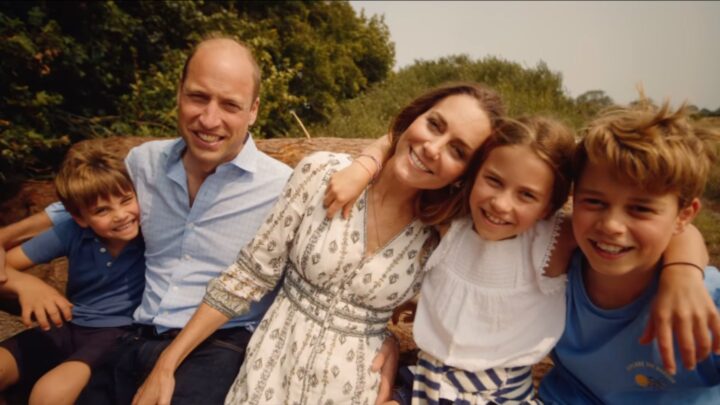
[
  {"left": 324, "top": 134, "right": 392, "bottom": 219},
  {"left": 543, "top": 214, "right": 576, "bottom": 278},
  {"left": 641, "top": 224, "right": 718, "bottom": 375},
  {"left": 133, "top": 303, "right": 230, "bottom": 405}
]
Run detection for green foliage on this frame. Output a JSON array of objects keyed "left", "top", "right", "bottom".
[
  {"left": 0, "top": 0, "right": 394, "bottom": 185},
  {"left": 308, "top": 54, "right": 584, "bottom": 139}
]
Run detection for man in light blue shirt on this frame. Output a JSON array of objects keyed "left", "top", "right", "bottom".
[{"left": 2, "top": 36, "right": 292, "bottom": 404}]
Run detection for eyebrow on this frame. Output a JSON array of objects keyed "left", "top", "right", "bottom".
[
  {"left": 428, "top": 110, "right": 474, "bottom": 151},
  {"left": 183, "top": 87, "right": 246, "bottom": 108}
]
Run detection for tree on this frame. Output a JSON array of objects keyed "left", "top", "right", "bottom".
[
  {"left": 575, "top": 90, "right": 614, "bottom": 118},
  {"left": 0, "top": 0, "right": 394, "bottom": 186}
]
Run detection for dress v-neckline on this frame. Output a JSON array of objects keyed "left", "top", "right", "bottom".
[{"left": 362, "top": 188, "right": 418, "bottom": 260}]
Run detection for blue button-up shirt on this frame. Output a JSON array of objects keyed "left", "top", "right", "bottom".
[{"left": 48, "top": 137, "right": 291, "bottom": 331}]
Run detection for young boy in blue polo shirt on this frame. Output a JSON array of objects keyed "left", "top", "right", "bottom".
[
  {"left": 539, "top": 100, "right": 720, "bottom": 404},
  {"left": 0, "top": 143, "right": 145, "bottom": 405}
]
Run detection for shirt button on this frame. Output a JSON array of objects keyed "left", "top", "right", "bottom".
[
  {"left": 106, "top": 261, "right": 112, "bottom": 267},
  {"left": 184, "top": 254, "right": 191, "bottom": 260},
  {"left": 100, "top": 247, "right": 107, "bottom": 253},
  {"left": 172, "top": 286, "right": 179, "bottom": 291},
  {"left": 187, "top": 223, "right": 194, "bottom": 230}
]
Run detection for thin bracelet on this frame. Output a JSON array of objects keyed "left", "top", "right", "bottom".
[
  {"left": 354, "top": 158, "right": 375, "bottom": 179},
  {"left": 662, "top": 261, "right": 705, "bottom": 279},
  {"left": 357, "top": 153, "right": 382, "bottom": 180}
]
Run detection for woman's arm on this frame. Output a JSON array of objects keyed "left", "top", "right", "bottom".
[
  {"left": 133, "top": 303, "right": 229, "bottom": 405},
  {"left": 642, "top": 224, "right": 717, "bottom": 375},
  {"left": 324, "top": 135, "right": 392, "bottom": 219}
]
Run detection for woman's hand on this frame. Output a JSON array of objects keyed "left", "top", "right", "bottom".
[{"left": 372, "top": 332, "right": 400, "bottom": 405}]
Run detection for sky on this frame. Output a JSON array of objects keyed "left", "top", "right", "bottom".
[{"left": 350, "top": 1, "right": 720, "bottom": 110}]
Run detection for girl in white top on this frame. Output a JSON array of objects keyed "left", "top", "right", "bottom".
[{"left": 408, "top": 116, "right": 575, "bottom": 404}]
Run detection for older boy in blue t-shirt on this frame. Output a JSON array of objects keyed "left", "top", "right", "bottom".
[
  {"left": 0, "top": 143, "right": 145, "bottom": 405},
  {"left": 539, "top": 100, "right": 720, "bottom": 404}
]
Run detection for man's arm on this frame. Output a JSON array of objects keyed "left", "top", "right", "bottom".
[
  {"left": 0, "top": 211, "right": 53, "bottom": 250},
  {"left": 0, "top": 210, "right": 54, "bottom": 282}
]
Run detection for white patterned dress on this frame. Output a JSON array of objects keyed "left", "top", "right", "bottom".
[{"left": 204, "top": 152, "right": 437, "bottom": 405}]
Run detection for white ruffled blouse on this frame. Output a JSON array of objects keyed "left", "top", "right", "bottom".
[{"left": 413, "top": 212, "right": 567, "bottom": 371}]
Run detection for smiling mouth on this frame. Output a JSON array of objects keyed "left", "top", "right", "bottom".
[
  {"left": 409, "top": 148, "right": 432, "bottom": 173},
  {"left": 113, "top": 220, "right": 137, "bottom": 233},
  {"left": 591, "top": 240, "right": 632, "bottom": 255},
  {"left": 194, "top": 131, "right": 223, "bottom": 144},
  {"left": 482, "top": 208, "right": 511, "bottom": 226}
]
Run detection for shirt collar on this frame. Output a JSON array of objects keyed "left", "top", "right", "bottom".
[{"left": 164, "top": 134, "right": 260, "bottom": 175}]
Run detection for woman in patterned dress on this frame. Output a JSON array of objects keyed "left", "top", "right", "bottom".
[{"left": 133, "top": 83, "right": 505, "bottom": 405}]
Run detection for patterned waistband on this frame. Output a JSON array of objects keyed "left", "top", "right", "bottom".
[
  {"left": 282, "top": 262, "right": 391, "bottom": 337},
  {"left": 413, "top": 351, "right": 536, "bottom": 405}
]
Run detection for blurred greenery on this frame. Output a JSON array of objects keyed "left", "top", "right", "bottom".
[
  {"left": 1, "top": 0, "right": 718, "bottom": 228},
  {"left": 305, "top": 55, "right": 591, "bottom": 139},
  {"left": 0, "top": 0, "right": 394, "bottom": 184}
]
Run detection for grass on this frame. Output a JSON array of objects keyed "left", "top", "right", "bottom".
[{"left": 697, "top": 200, "right": 720, "bottom": 267}]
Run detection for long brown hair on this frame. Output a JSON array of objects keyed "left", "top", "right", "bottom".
[{"left": 389, "top": 83, "right": 505, "bottom": 225}]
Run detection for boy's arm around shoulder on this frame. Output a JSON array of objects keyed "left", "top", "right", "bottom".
[{"left": 642, "top": 223, "right": 719, "bottom": 375}]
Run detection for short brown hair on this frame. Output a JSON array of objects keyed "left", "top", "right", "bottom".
[
  {"left": 457, "top": 116, "right": 576, "bottom": 220},
  {"left": 180, "top": 33, "right": 262, "bottom": 101},
  {"left": 574, "top": 100, "right": 720, "bottom": 208},
  {"left": 55, "top": 143, "right": 135, "bottom": 217},
  {"left": 391, "top": 82, "right": 505, "bottom": 225}
]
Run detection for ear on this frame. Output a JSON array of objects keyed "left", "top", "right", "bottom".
[
  {"left": 673, "top": 197, "right": 701, "bottom": 235},
  {"left": 248, "top": 97, "right": 260, "bottom": 126},
  {"left": 71, "top": 214, "right": 89, "bottom": 229}
]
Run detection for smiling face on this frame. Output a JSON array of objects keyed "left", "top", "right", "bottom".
[
  {"left": 73, "top": 190, "right": 141, "bottom": 247},
  {"left": 572, "top": 161, "right": 699, "bottom": 278},
  {"left": 389, "top": 94, "right": 492, "bottom": 190},
  {"left": 469, "top": 144, "right": 554, "bottom": 241},
  {"left": 177, "top": 39, "right": 259, "bottom": 173}
]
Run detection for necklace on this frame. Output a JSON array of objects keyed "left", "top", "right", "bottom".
[{"left": 370, "top": 186, "right": 382, "bottom": 252}]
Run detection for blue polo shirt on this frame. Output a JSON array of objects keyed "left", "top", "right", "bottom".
[{"left": 21, "top": 218, "right": 145, "bottom": 327}]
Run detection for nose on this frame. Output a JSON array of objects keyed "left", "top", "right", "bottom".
[
  {"left": 422, "top": 138, "right": 444, "bottom": 160},
  {"left": 198, "top": 101, "right": 221, "bottom": 129},
  {"left": 112, "top": 209, "right": 128, "bottom": 222},
  {"left": 490, "top": 193, "right": 511, "bottom": 213},
  {"left": 597, "top": 210, "right": 626, "bottom": 235}
]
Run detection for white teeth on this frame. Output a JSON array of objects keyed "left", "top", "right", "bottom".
[
  {"left": 114, "top": 221, "right": 134, "bottom": 232},
  {"left": 409, "top": 149, "right": 432, "bottom": 173},
  {"left": 483, "top": 209, "right": 509, "bottom": 225},
  {"left": 197, "top": 132, "right": 221, "bottom": 143},
  {"left": 596, "top": 241, "right": 624, "bottom": 254}
]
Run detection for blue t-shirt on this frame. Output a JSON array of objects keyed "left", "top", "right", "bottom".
[
  {"left": 538, "top": 251, "right": 720, "bottom": 404},
  {"left": 21, "top": 218, "right": 145, "bottom": 327}
]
